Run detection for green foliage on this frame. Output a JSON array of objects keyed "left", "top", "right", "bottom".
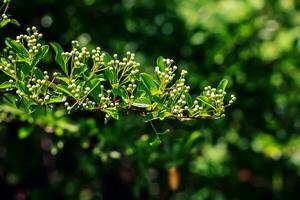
[
  {"left": 0, "top": 0, "right": 18, "bottom": 28},
  {"left": 50, "top": 42, "right": 68, "bottom": 75},
  {"left": 4, "top": 0, "right": 300, "bottom": 199},
  {"left": 0, "top": 25, "right": 234, "bottom": 122},
  {"left": 0, "top": 2, "right": 236, "bottom": 198}
]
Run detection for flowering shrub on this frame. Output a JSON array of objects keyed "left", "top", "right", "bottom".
[{"left": 0, "top": 0, "right": 235, "bottom": 124}]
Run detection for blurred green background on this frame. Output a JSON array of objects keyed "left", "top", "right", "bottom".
[{"left": 1, "top": 0, "right": 300, "bottom": 199}]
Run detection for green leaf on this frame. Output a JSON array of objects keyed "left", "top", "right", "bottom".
[
  {"left": 0, "top": 19, "right": 20, "bottom": 28},
  {"left": 33, "top": 68, "right": 45, "bottom": 80},
  {"left": 133, "top": 96, "right": 151, "bottom": 107},
  {"left": 56, "top": 84, "right": 73, "bottom": 97},
  {"left": 74, "top": 65, "right": 88, "bottom": 78},
  {"left": 50, "top": 42, "right": 68, "bottom": 76},
  {"left": 197, "top": 96, "right": 215, "bottom": 109},
  {"left": 31, "top": 45, "right": 49, "bottom": 67},
  {"left": 86, "top": 78, "right": 101, "bottom": 91},
  {"left": 0, "top": 19, "right": 10, "bottom": 28},
  {"left": 86, "top": 78, "right": 101, "bottom": 101},
  {"left": 133, "top": 85, "right": 153, "bottom": 106},
  {"left": 112, "top": 87, "right": 128, "bottom": 101},
  {"left": 134, "top": 83, "right": 149, "bottom": 97},
  {"left": 31, "top": 106, "right": 51, "bottom": 116},
  {"left": 102, "top": 52, "right": 113, "bottom": 84},
  {"left": 217, "top": 79, "right": 228, "bottom": 91},
  {"left": 156, "top": 56, "right": 166, "bottom": 71},
  {"left": 140, "top": 73, "right": 158, "bottom": 93},
  {"left": 46, "top": 96, "right": 65, "bottom": 104},
  {"left": 16, "top": 61, "right": 31, "bottom": 80},
  {"left": 0, "top": 81, "right": 14, "bottom": 89},
  {"left": 105, "top": 108, "right": 119, "bottom": 120},
  {"left": 8, "top": 19, "right": 20, "bottom": 26},
  {"left": 55, "top": 76, "right": 70, "bottom": 85},
  {"left": 104, "top": 68, "right": 115, "bottom": 85},
  {"left": 101, "top": 52, "right": 112, "bottom": 65},
  {"left": 184, "top": 92, "right": 193, "bottom": 107},
  {"left": 16, "top": 81, "right": 30, "bottom": 95},
  {"left": 159, "top": 111, "right": 173, "bottom": 120},
  {"left": 5, "top": 38, "right": 29, "bottom": 58}
]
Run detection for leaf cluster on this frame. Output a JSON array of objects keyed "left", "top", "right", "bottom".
[{"left": 0, "top": 1, "right": 235, "bottom": 123}]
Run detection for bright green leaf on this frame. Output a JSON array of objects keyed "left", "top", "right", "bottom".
[
  {"left": 0, "top": 81, "right": 14, "bottom": 89},
  {"left": 50, "top": 42, "right": 68, "bottom": 76},
  {"left": 217, "top": 79, "right": 228, "bottom": 91},
  {"left": 56, "top": 84, "right": 73, "bottom": 97},
  {"left": 104, "top": 68, "right": 115, "bottom": 85},
  {"left": 112, "top": 87, "right": 128, "bottom": 101},
  {"left": 31, "top": 45, "right": 49, "bottom": 67},
  {"left": 197, "top": 96, "right": 215, "bottom": 109},
  {"left": 184, "top": 92, "right": 193, "bottom": 107},
  {"left": 101, "top": 52, "right": 112, "bottom": 65},
  {"left": 105, "top": 108, "right": 119, "bottom": 120},
  {"left": 0, "top": 18, "right": 19, "bottom": 28},
  {"left": 16, "top": 61, "right": 31, "bottom": 80},
  {"left": 156, "top": 56, "right": 166, "bottom": 71},
  {"left": 5, "top": 38, "right": 29, "bottom": 58},
  {"left": 140, "top": 73, "right": 158, "bottom": 93}
]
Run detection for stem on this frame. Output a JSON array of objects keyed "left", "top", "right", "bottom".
[
  {"left": 3, "top": 2, "right": 9, "bottom": 14},
  {"left": 150, "top": 121, "right": 158, "bottom": 134}
]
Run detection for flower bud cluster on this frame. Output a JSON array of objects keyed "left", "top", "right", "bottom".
[
  {"left": 203, "top": 86, "right": 228, "bottom": 112},
  {"left": 78, "top": 97, "right": 97, "bottom": 110},
  {"left": 0, "top": 11, "right": 238, "bottom": 122},
  {"left": 189, "top": 100, "right": 204, "bottom": 116},
  {"left": 0, "top": 48, "right": 18, "bottom": 76},
  {"left": 64, "top": 81, "right": 120, "bottom": 112},
  {"left": 98, "top": 90, "right": 119, "bottom": 109},
  {"left": 153, "top": 58, "right": 194, "bottom": 118},
  {"left": 67, "top": 79, "right": 84, "bottom": 99},
  {"left": 1, "top": 46, "right": 8, "bottom": 53},
  {"left": 171, "top": 93, "right": 189, "bottom": 118},
  {"left": 192, "top": 86, "right": 226, "bottom": 117},
  {"left": 228, "top": 94, "right": 237, "bottom": 105},
  {"left": 1, "top": 14, "right": 8, "bottom": 20},
  {"left": 16, "top": 26, "right": 43, "bottom": 54},
  {"left": 91, "top": 47, "right": 105, "bottom": 67},
  {"left": 0, "top": 60, "right": 15, "bottom": 75},
  {"left": 66, "top": 78, "right": 99, "bottom": 106},
  {"left": 189, "top": 86, "right": 236, "bottom": 118},
  {"left": 61, "top": 41, "right": 91, "bottom": 68},
  {"left": 107, "top": 52, "right": 140, "bottom": 85},
  {"left": 17, "top": 71, "right": 51, "bottom": 104},
  {"left": 165, "top": 70, "right": 191, "bottom": 116},
  {"left": 62, "top": 41, "right": 113, "bottom": 73},
  {"left": 170, "top": 77, "right": 190, "bottom": 96},
  {"left": 204, "top": 86, "right": 226, "bottom": 100},
  {"left": 122, "top": 79, "right": 137, "bottom": 98},
  {"left": 64, "top": 102, "right": 72, "bottom": 111},
  {"left": 155, "top": 58, "right": 177, "bottom": 84}
]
